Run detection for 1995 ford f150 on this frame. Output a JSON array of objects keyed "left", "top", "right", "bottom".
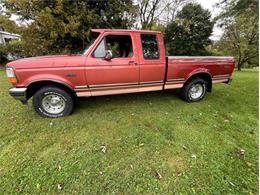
[{"left": 6, "top": 29, "right": 235, "bottom": 118}]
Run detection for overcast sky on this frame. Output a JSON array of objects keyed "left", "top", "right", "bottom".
[{"left": 195, "top": 0, "right": 223, "bottom": 40}]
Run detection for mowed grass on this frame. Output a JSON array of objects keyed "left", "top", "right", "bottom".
[{"left": 0, "top": 69, "right": 258, "bottom": 194}]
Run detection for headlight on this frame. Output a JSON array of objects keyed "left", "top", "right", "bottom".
[
  {"left": 6, "top": 67, "right": 15, "bottom": 77},
  {"left": 6, "top": 67, "right": 17, "bottom": 85}
]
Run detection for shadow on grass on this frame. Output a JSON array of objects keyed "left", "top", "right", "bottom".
[{"left": 73, "top": 89, "right": 181, "bottom": 113}]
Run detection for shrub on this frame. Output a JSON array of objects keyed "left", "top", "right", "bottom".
[{"left": 0, "top": 40, "right": 26, "bottom": 64}]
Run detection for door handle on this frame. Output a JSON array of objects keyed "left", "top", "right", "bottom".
[{"left": 128, "top": 61, "right": 138, "bottom": 65}]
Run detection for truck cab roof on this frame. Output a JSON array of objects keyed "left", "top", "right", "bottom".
[{"left": 90, "top": 29, "right": 161, "bottom": 34}]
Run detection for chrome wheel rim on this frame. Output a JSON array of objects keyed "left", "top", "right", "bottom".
[
  {"left": 189, "top": 83, "right": 204, "bottom": 99},
  {"left": 41, "top": 94, "right": 66, "bottom": 114}
]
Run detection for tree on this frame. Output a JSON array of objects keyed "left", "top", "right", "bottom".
[
  {"left": 0, "top": 15, "right": 21, "bottom": 34},
  {"left": 2, "top": 0, "right": 137, "bottom": 55},
  {"left": 214, "top": 11, "right": 258, "bottom": 70},
  {"left": 136, "top": 0, "right": 189, "bottom": 29},
  {"left": 137, "top": 0, "right": 160, "bottom": 29},
  {"left": 214, "top": 0, "right": 259, "bottom": 70},
  {"left": 0, "top": 14, "right": 24, "bottom": 64},
  {"left": 164, "top": 3, "right": 214, "bottom": 56},
  {"left": 0, "top": 40, "right": 24, "bottom": 64},
  {"left": 217, "top": 0, "right": 258, "bottom": 19}
]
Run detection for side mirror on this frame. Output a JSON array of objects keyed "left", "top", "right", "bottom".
[{"left": 104, "top": 50, "right": 113, "bottom": 60}]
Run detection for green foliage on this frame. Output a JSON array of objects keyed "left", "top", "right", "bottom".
[
  {"left": 150, "top": 22, "right": 166, "bottom": 34},
  {"left": 232, "top": 0, "right": 258, "bottom": 15},
  {"left": 214, "top": 11, "right": 258, "bottom": 70},
  {"left": 0, "top": 15, "right": 24, "bottom": 63},
  {"left": 0, "top": 15, "right": 21, "bottom": 34},
  {"left": 0, "top": 40, "right": 24, "bottom": 54},
  {"left": 0, "top": 40, "right": 25, "bottom": 64},
  {"left": 217, "top": 0, "right": 258, "bottom": 20},
  {"left": 0, "top": 69, "right": 258, "bottom": 193},
  {"left": 213, "top": 0, "right": 259, "bottom": 70},
  {"left": 164, "top": 3, "right": 214, "bottom": 56},
  {"left": 3, "top": 0, "right": 137, "bottom": 55}
]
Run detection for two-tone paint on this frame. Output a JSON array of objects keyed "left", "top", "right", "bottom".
[{"left": 6, "top": 29, "right": 235, "bottom": 101}]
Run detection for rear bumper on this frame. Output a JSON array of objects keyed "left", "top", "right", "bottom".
[
  {"left": 225, "top": 78, "right": 233, "bottom": 85},
  {"left": 9, "top": 87, "right": 28, "bottom": 104}
]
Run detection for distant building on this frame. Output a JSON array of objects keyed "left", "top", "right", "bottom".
[{"left": 0, "top": 26, "right": 21, "bottom": 45}]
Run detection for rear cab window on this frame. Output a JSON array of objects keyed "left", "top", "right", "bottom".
[{"left": 141, "top": 34, "right": 160, "bottom": 60}]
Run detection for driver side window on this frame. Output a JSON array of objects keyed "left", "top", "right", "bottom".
[{"left": 93, "top": 34, "right": 133, "bottom": 58}]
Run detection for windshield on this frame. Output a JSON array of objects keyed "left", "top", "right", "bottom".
[{"left": 82, "top": 32, "right": 100, "bottom": 55}]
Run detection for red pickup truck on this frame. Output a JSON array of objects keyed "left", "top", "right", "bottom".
[{"left": 6, "top": 29, "right": 235, "bottom": 118}]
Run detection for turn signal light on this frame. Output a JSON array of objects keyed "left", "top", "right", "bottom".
[
  {"left": 6, "top": 67, "right": 18, "bottom": 85},
  {"left": 8, "top": 77, "right": 18, "bottom": 85}
]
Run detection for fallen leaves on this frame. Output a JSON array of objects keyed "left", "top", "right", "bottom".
[
  {"left": 228, "top": 181, "right": 235, "bottom": 187},
  {"left": 57, "top": 183, "right": 64, "bottom": 190},
  {"left": 155, "top": 170, "right": 162, "bottom": 180},
  {"left": 100, "top": 145, "right": 107, "bottom": 153},
  {"left": 73, "top": 160, "right": 79, "bottom": 165},
  {"left": 246, "top": 161, "right": 252, "bottom": 167},
  {"left": 176, "top": 172, "right": 183, "bottom": 177},
  {"left": 182, "top": 145, "right": 187, "bottom": 150},
  {"left": 223, "top": 176, "right": 235, "bottom": 187},
  {"left": 238, "top": 148, "right": 245, "bottom": 157}
]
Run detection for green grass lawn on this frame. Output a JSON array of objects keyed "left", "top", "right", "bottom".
[{"left": 0, "top": 70, "right": 258, "bottom": 194}]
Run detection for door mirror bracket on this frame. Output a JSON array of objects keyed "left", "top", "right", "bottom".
[{"left": 104, "top": 50, "right": 113, "bottom": 60}]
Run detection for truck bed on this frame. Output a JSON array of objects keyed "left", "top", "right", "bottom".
[
  {"left": 164, "top": 56, "right": 235, "bottom": 89},
  {"left": 166, "top": 56, "right": 235, "bottom": 79}
]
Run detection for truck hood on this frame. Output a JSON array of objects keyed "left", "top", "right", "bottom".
[{"left": 6, "top": 54, "right": 86, "bottom": 69}]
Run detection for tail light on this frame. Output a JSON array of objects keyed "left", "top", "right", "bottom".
[{"left": 6, "top": 67, "right": 18, "bottom": 85}]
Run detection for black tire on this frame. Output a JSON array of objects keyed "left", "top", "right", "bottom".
[
  {"left": 180, "top": 78, "right": 207, "bottom": 102},
  {"left": 33, "top": 86, "right": 74, "bottom": 118}
]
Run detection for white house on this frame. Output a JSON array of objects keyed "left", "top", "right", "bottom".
[{"left": 0, "top": 26, "right": 21, "bottom": 45}]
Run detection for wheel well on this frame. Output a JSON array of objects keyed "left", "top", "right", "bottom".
[
  {"left": 186, "top": 73, "right": 212, "bottom": 92},
  {"left": 26, "top": 80, "right": 76, "bottom": 99}
]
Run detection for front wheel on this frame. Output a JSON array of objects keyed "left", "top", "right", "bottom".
[
  {"left": 180, "top": 78, "right": 207, "bottom": 102},
  {"left": 33, "top": 86, "right": 74, "bottom": 118}
]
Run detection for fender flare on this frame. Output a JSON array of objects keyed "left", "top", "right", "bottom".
[
  {"left": 185, "top": 68, "right": 212, "bottom": 81},
  {"left": 25, "top": 76, "right": 76, "bottom": 99},
  {"left": 26, "top": 79, "right": 74, "bottom": 91},
  {"left": 184, "top": 69, "right": 213, "bottom": 92}
]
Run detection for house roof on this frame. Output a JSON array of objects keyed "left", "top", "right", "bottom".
[{"left": 0, "top": 31, "right": 21, "bottom": 38}]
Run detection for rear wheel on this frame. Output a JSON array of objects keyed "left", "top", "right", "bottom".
[
  {"left": 180, "top": 78, "right": 207, "bottom": 102},
  {"left": 33, "top": 86, "right": 74, "bottom": 118}
]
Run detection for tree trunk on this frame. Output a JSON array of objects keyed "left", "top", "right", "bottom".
[
  {"left": 237, "top": 54, "right": 242, "bottom": 71},
  {"left": 237, "top": 62, "right": 242, "bottom": 71}
]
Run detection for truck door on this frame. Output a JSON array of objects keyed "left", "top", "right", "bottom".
[
  {"left": 80, "top": 32, "right": 140, "bottom": 96},
  {"left": 138, "top": 33, "right": 166, "bottom": 91}
]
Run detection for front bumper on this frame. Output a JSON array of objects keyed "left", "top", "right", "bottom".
[{"left": 9, "top": 87, "right": 28, "bottom": 104}]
